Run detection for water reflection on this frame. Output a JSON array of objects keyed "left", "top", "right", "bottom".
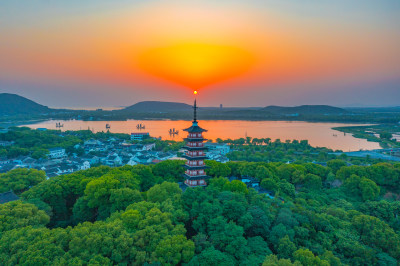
[{"left": 23, "top": 120, "right": 380, "bottom": 151}]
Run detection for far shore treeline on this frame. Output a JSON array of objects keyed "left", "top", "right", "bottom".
[{"left": 1, "top": 93, "right": 400, "bottom": 124}]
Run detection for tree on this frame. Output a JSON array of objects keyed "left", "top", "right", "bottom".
[
  {"left": 208, "top": 217, "right": 247, "bottom": 260},
  {"left": 293, "top": 249, "right": 329, "bottom": 266},
  {"left": 263, "top": 255, "right": 301, "bottom": 266},
  {"left": 84, "top": 175, "right": 121, "bottom": 208},
  {"left": 278, "top": 180, "right": 295, "bottom": 197},
  {"left": 155, "top": 235, "right": 195, "bottom": 265},
  {"left": 223, "top": 180, "right": 248, "bottom": 194},
  {"left": 344, "top": 174, "right": 362, "bottom": 195},
  {"left": 359, "top": 178, "right": 380, "bottom": 201},
  {"left": 277, "top": 235, "right": 297, "bottom": 259},
  {"left": 304, "top": 174, "right": 322, "bottom": 190},
  {"left": 31, "top": 148, "right": 49, "bottom": 159},
  {"left": 0, "top": 201, "right": 49, "bottom": 232},
  {"left": 344, "top": 174, "right": 380, "bottom": 201},
  {"left": 122, "top": 164, "right": 157, "bottom": 191},
  {"left": 0, "top": 168, "right": 46, "bottom": 194},
  {"left": 261, "top": 178, "right": 278, "bottom": 191},
  {"left": 206, "top": 160, "right": 231, "bottom": 178},
  {"left": 146, "top": 182, "right": 181, "bottom": 203},
  {"left": 255, "top": 166, "right": 274, "bottom": 180},
  {"left": 380, "top": 132, "right": 392, "bottom": 140},
  {"left": 109, "top": 188, "right": 143, "bottom": 213},
  {"left": 352, "top": 214, "right": 400, "bottom": 259},
  {"left": 188, "top": 247, "right": 235, "bottom": 266},
  {"left": 152, "top": 160, "right": 184, "bottom": 182},
  {"left": 320, "top": 250, "right": 341, "bottom": 266},
  {"left": 327, "top": 159, "right": 346, "bottom": 174}
]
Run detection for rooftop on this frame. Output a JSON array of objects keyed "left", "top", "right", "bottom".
[{"left": 0, "top": 191, "right": 19, "bottom": 204}]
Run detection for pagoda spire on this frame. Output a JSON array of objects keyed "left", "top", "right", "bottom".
[{"left": 193, "top": 99, "right": 197, "bottom": 122}]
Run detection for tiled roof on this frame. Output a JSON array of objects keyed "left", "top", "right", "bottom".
[{"left": 0, "top": 191, "right": 19, "bottom": 204}]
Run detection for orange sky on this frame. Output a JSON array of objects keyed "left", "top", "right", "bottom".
[{"left": 0, "top": 1, "right": 399, "bottom": 107}]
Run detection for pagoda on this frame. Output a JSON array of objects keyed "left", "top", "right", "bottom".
[{"left": 182, "top": 97, "right": 209, "bottom": 187}]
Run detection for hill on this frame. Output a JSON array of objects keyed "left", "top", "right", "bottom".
[
  {"left": 262, "top": 105, "right": 347, "bottom": 115},
  {"left": 122, "top": 101, "right": 193, "bottom": 113},
  {"left": 0, "top": 93, "right": 51, "bottom": 115}
]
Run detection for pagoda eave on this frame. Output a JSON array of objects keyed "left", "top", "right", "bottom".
[
  {"left": 183, "top": 138, "right": 208, "bottom": 142},
  {"left": 183, "top": 146, "right": 209, "bottom": 151},
  {"left": 184, "top": 165, "right": 210, "bottom": 170},
  {"left": 183, "top": 126, "right": 208, "bottom": 133},
  {"left": 182, "top": 155, "right": 208, "bottom": 160},
  {"left": 183, "top": 174, "right": 211, "bottom": 180}
]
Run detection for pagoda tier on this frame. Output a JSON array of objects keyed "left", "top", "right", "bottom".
[{"left": 184, "top": 160, "right": 210, "bottom": 170}]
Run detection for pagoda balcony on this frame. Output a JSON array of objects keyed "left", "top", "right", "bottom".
[
  {"left": 185, "top": 169, "right": 207, "bottom": 176},
  {"left": 187, "top": 142, "right": 204, "bottom": 147},
  {"left": 185, "top": 179, "right": 207, "bottom": 187},
  {"left": 185, "top": 160, "right": 205, "bottom": 166}
]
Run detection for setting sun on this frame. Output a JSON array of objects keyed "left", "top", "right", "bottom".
[{"left": 138, "top": 42, "right": 255, "bottom": 89}]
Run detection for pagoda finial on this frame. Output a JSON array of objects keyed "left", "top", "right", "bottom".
[
  {"left": 193, "top": 98, "right": 197, "bottom": 122},
  {"left": 193, "top": 90, "right": 198, "bottom": 122}
]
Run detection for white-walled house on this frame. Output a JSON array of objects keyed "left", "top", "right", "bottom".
[
  {"left": 48, "top": 148, "right": 66, "bottom": 159},
  {"left": 127, "top": 157, "right": 138, "bottom": 166},
  {"left": 80, "top": 161, "right": 91, "bottom": 170},
  {"left": 205, "top": 143, "right": 230, "bottom": 155}
]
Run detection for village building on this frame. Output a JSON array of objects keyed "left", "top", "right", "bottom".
[
  {"left": 131, "top": 132, "right": 150, "bottom": 141},
  {"left": 0, "top": 140, "right": 14, "bottom": 147},
  {"left": 48, "top": 147, "right": 66, "bottom": 159},
  {"left": 205, "top": 143, "right": 230, "bottom": 155}
]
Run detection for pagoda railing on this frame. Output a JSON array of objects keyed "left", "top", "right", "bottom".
[
  {"left": 185, "top": 161, "right": 205, "bottom": 167},
  {"left": 188, "top": 134, "right": 203, "bottom": 138},
  {"left": 185, "top": 170, "right": 206, "bottom": 176},
  {"left": 185, "top": 152, "right": 206, "bottom": 157},
  {"left": 187, "top": 143, "right": 204, "bottom": 147}
]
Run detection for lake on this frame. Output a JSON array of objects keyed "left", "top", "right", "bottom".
[{"left": 23, "top": 120, "right": 381, "bottom": 151}]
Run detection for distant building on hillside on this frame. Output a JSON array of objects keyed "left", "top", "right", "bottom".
[
  {"left": 0, "top": 141, "right": 13, "bottom": 147},
  {"left": 205, "top": 143, "right": 230, "bottom": 155},
  {"left": 131, "top": 132, "right": 150, "bottom": 141},
  {"left": 48, "top": 147, "right": 66, "bottom": 159}
]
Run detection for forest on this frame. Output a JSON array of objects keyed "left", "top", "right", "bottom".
[{"left": 1, "top": 157, "right": 400, "bottom": 265}]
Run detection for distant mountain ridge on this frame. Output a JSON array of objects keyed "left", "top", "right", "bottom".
[
  {"left": 122, "top": 101, "right": 193, "bottom": 113},
  {"left": 262, "top": 105, "right": 347, "bottom": 115},
  {"left": 0, "top": 93, "right": 351, "bottom": 119},
  {"left": 0, "top": 93, "right": 51, "bottom": 115}
]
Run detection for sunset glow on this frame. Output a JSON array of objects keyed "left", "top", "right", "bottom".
[
  {"left": 138, "top": 43, "right": 255, "bottom": 89},
  {"left": 0, "top": 1, "right": 399, "bottom": 107}
]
